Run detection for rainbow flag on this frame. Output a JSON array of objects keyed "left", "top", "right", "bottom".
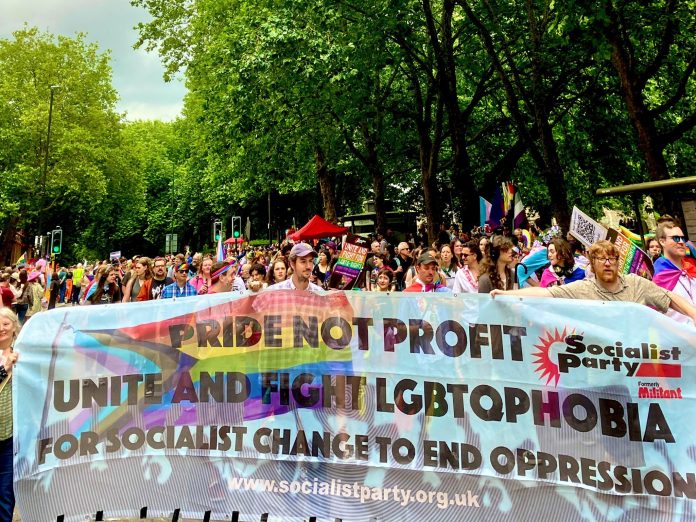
[{"left": 15, "top": 251, "right": 26, "bottom": 265}]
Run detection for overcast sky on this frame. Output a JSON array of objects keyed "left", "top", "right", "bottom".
[{"left": 0, "top": 0, "right": 186, "bottom": 121}]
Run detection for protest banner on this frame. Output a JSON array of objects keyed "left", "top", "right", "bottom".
[
  {"left": 109, "top": 251, "right": 121, "bottom": 261},
  {"left": 327, "top": 234, "right": 369, "bottom": 289},
  {"left": 569, "top": 206, "right": 608, "bottom": 248},
  {"left": 13, "top": 292, "right": 696, "bottom": 521},
  {"left": 606, "top": 228, "right": 655, "bottom": 278}
]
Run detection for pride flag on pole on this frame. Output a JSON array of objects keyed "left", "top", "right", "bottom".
[
  {"left": 15, "top": 251, "right": 26, "bottom": 265},
  {"left": 216, "top": 238, "right": 225, "bottom": 262},
  {"left": 479, "top": 197, "right": 492, "bottom": 228}
]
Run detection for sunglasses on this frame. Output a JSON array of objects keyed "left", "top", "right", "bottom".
[
  {"left": 668, "top": 235, "right": 687, "bottom": 243},
  {"left": 177, "top": 269, "right": 188, "bottom": 274}
]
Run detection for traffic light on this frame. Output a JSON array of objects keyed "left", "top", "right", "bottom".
[
  {"left": 213, "top": 220, "right": 222, "bottom": 242},
  {"left": 51, "top": 228, "right": 62, "bottom": 254},
  {"left": 232, "top": 216, "right": 241, "bottom": 239}
]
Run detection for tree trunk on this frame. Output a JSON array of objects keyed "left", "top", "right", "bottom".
[
  {"left": 527, "top": 0, "right": 570, "bottom": 229},
  {"left": 0, "top": 217, "right": 19, "bottom": 266},
  {"left": 424, "top": 0, "right": 480, "bottom": 229},
  {"left": 603, "top": 0, "right": 669, "bottom": 181},
  {"left": 315, "top": 145, "right": 337, "bottom": 223},
  {"left": 420, "top": 99, "right": 444, "bottom": 246},
  {"left": 362, "top": 124, "right": 387, "bottom": 235}
]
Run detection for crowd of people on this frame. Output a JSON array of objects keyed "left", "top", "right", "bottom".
[
  {"left": 0, "top": 215, "right": 693, "bottom": 315},
  {"left": 3, "top": 213, "right": 696, "bottom": 519}
]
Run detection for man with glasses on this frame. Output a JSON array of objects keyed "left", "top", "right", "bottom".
[
  {"left": 162, "top": 263, "right": 197, "bottom": 299},
  {"left": 653, "top": 216, "right": 696, "bottom": 323},
  {"left": 137, "top": 257, "right": 173, "bottom": 301},
  {"left": 490, "top": 240, "right": 696, "bottom": 323}
]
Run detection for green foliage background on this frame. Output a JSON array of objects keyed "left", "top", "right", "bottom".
[{"left": 0, "top": 0, "right": 694, "bottom": 262}]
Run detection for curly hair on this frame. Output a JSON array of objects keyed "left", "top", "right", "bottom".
[{"left": 480, "top": 236, "right": 514, "bottom": 290}]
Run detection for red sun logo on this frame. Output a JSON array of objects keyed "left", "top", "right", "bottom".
[{"left": 533, "top": 327, "right": 576, "bottom": 387}]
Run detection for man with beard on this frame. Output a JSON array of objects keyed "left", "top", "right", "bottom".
[
  {"left": 490, "top": 240, "right": 696, "bottom": 323},
  {"left": 137, "top": 257, "right": 173, "bottom": 301},
  {"left": 267, "top": 243, "right": 323, "bottom": 293}
]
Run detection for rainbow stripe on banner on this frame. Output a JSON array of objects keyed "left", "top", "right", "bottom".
[{"left": 13, "top": 291, "right": 696, "bottom": 521}]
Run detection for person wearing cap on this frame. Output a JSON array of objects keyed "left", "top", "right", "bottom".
[
  {"left": 404, "top": 252, "right": 449, "bottom": 292},
  {"left": 161, "top": 263, "right": 198, "bottom": 299},
  {"left": 267, "top": 243, "right": 323, "bottom": 293}
]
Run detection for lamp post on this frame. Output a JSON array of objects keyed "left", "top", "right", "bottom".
[{"left": 37, "top": 85, "right": 60, "bottom": 236}]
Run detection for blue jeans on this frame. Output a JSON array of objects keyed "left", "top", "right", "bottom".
[
  {"left": 0, "top": 437, "right": 14, "bottom": 522},
  {"left": 13, "top": 304, "right": 28, "bottom": 325}
]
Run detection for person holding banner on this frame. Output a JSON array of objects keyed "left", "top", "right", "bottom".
[
  {"left": 0, "top": 308, "right": 19, "bottom": 521},
  {"left": 268, "top": 243, "right": 323, "bottom": 293},
  {"left": 652, "top": 217, "right": 696, "bottom": 324},
  {"left": 491, "top": 240, "right": 696, "bottom": 324}
]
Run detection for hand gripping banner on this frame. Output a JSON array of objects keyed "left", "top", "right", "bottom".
[{"left": 13, "top": 291, "right": 696, "bottom": 521}]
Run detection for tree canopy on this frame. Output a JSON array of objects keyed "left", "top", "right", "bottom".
[{"left": 0, "top": 0, "right": 694, "bottom": 261}]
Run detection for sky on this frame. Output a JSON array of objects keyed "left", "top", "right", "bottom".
[{"left": 0, "top": 0, "right": 186, "bottom": 121}]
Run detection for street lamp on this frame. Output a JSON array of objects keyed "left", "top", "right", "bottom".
[{"left": 38, "top": 85, "right": 60, "bottom": 236}]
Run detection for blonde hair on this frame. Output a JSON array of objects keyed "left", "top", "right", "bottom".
[{"left": 0, "top": 307, "right": 20, "bottom": 338}]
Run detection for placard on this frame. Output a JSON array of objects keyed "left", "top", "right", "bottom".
[{"left": 569, "top": 206, "right": 608, "bottom": 248}]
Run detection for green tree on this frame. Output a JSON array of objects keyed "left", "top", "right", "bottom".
[{"left": 0, "top": 27, "right": 121, "bottom": 262}]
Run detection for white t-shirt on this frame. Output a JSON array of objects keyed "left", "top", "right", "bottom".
[
  {"left": 267, "top": 277, "right": 324, "bottom": 294},
  {"left": 452, "top": 266, "right": 478, "bottom": 293},
  {"left": 666, "top": 273, "right": 696, "bottom": 324}
]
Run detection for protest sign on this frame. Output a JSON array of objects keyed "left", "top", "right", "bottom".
[
  {"left": 109, "top": 251, "right": 121, "bottom": 261},
  {"left": 569, "top": 206, "right": 608, "bottom": 248},
  {"left": 607, "top": 228, "right": 655, "bottom": 277},
  {"left": 13, "top": 292, "right": 696, "bottom": 521},
  {"left": 327, "top": 234, "right": 369, "bottom": 289}
]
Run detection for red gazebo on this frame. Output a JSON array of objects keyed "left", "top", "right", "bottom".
[{"left": 289, "top": 215, "right": 349, "bottom": 240}]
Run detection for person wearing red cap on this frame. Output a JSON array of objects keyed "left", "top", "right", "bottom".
[{"left": 267, "top": 243, "right": 323, "bottom": 293}]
